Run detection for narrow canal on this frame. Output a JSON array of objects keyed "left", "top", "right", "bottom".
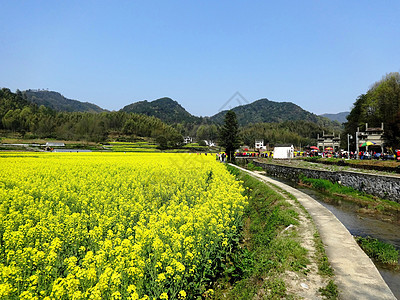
[{"left": 267, "top": 175, "right": 400, "bottom": 299}]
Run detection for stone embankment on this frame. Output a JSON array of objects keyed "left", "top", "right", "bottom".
[{"left": 253, "top": 160, "right": 400, "bottom": 203}]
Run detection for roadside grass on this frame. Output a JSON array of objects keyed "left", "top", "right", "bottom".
[
  {"left": 319, "top": 280, "right": 339, "bottom": 299},
  {"left": 355, "top": 236, "right": 400, "bottom": 266},
  {"left": 314, "top": 232, "right": 334, "bottom": 276},
  {"left": 266, "top": 180, "right": 338, "bottom": 299},
  {"left": 212, "top": 165, "right": 311, "bottom": 299}
]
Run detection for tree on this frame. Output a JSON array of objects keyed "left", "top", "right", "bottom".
[
  {"left": 220, "top": 110, "right": 240, "bottom": 161},
  {"left": 344, "top": 72, "right": 400, "bottom": 148}
]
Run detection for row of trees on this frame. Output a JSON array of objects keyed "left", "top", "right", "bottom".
[
  {"left": 175, "top": 120, "right": 333, "bottom": 149},
  {"left": 240, "top": 120, "right": 329, "bottom": 149}
]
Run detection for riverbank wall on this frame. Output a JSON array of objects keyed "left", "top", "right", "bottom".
[{"left": 253, "top": 160, "right": 400, "bottom": 203}]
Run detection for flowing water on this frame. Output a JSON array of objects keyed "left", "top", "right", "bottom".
[{"left": 268, "top": 175, "right": 400, "bottom": 299}]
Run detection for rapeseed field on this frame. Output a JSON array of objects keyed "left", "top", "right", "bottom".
[{"left": 0, "top": 153, "right": 247, "bottom": 299}]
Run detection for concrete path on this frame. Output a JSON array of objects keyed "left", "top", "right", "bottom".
[{"left": 231, "top": 164, "right": 397, "bottom": 300}]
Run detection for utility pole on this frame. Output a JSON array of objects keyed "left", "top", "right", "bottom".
[
  {"left": 347, "top": 134, "right": 352, "bottom": 158},
  {"left": 356, "top": 127, "right": 359, "bottom": 159}
]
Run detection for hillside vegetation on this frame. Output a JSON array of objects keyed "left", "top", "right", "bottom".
[
  {"left": 0, "top": 88, "right": 182, "bottom": 146},
  {"left": 119, "top": 97, "right": 342, "bottom": 147},
  {"left": 121, "top": 97, "right": 200, "bottom": 124},
  {"left": 1, "top": 88, "right": 343, "bottom": 148},
  {"left": 240, "top": 120, "right": 336, "bottom": 147},
  {"left": 210, "top": 98, "right": 339, "bottom": 127},
  {"left": 23, "top": 90, "right": 107, "bottom": 113},
  {"left": 344, "top": 72, "right": 400, "bottom": 148}
]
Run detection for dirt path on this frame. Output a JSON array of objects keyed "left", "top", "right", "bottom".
[
  {"left": 265, "top": 176, "right": 330, "bottom": 299},
  {"left": 248, "top": 169, "right": 332, "bottom": 299},
  {"left": 231, "top": 164, "right": 397, "bottom": 300}
]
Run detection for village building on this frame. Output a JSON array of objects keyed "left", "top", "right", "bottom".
[
  {"left": 183, "top": 136, "right": 193, "bottom": 144},
  {"left": 255, "top": 139, "right": 266, "bottom": 150},
  {"left": 273, "top": 144, "right": 294, "bottom": 159},
  {"left": 317, "top": 132, "right": 340, "bottom": 152},
  {"left": 356, "top": 123, "right": 384, "bottom": 154},
  {"left": 45, "top": 142, "right": 65, "bottom": 147}
]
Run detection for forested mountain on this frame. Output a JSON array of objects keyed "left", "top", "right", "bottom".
[
  {"left": 23, "top": 90, "right": 107, "bottom": 113},
  {"left": 1, "top": 87, "right": 344, "bottom": 147},
  {"left": 122, "top": 96, "right": 341, "bottom": 130},
  {"left": 0, "top": 88, "right": 182, "bottom": 146},
  {"left": 5, "top": 74, "right": 400, "bottom": 148},
  {"left": 320, "top": 112, "right": 349, "bottom": 124},
  {"left": 19, "top": 89, "right": 340, "bottom": 129},
  {"left": 210, "top": 98, "right": 334, "bottom": 127},
  {"left": 121, "top": 97, "right": 201, "bottom": 124},
  {"left": 344, "top": 72, "right": 400, "bottom": 148}
]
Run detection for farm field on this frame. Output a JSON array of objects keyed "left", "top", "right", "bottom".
[
  {"left": 102, "top": 142, "right": 161, "bottom": 152},
  {"left": 0, "top": 153, "right": 247, "bottom": 299}
]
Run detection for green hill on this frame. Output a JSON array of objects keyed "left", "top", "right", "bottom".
[
  {"left": 120, "top": 97, "right": 200, "bottom": 124},
  {"left": 0, "top": 88, "right": 182, "bottom": 145},
  {"left": 210, "top": 98, "right": 324, "bottom": 126},
  {"left": 23, "top": 90, "right": 107, "bottom": 113},
  {"left": 120, "top": 97, "right": 341, "bottom": 132}
]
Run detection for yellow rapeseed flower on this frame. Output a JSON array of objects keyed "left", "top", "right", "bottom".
[{"left": 0, "top": 153, "right": 247, "bottom": 298}]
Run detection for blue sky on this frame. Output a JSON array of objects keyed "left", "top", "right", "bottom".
[{"left": 1, "top": 1, "right": 399, "bottom": 116}]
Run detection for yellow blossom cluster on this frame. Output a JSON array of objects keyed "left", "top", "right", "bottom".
[{"left": 0, "top": 153, "right": 247, "bottom": 299}]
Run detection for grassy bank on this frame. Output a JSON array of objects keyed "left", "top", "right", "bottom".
[
  {"left": 212, "top": 165, "right": 337, "bottom": 299},
  {"left": 355, "top": 236, "right": 399, "bottom": 267},
  {"left": 298, "top": 175, "right": 400, "bottom": 222}
]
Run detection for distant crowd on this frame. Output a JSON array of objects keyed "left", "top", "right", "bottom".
[
  {"left": 300, "top": 150, "right": 400, "bottom": 160},
  {"left": 235, "top": 152, "right": 273, "bottom": 158},
  {"left": 215, "top": 149, "right": 400, "bottom": 161}
]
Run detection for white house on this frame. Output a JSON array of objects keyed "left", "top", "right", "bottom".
[
  {"left": 183, "top": 136, "right": 193, "bottom": 144},
  {"left": 45, "top": 142, "right": 65, "bottom": 147},
  {"left": 273, "top": 144, "right": 294, "bottom": 159},
  {"left": 255, "top": 139, "right": 266, "bottom": 150}
]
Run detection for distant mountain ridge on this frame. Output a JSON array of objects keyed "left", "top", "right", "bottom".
[
  {"left": 23, "top": 90, "right": 107, "bottom": 113},
  {"left": 19, "top": 89, "right": 340, "bottom": 128},
  {"left": 320, "top": 111, "right": 349, "bottom": 124}
]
